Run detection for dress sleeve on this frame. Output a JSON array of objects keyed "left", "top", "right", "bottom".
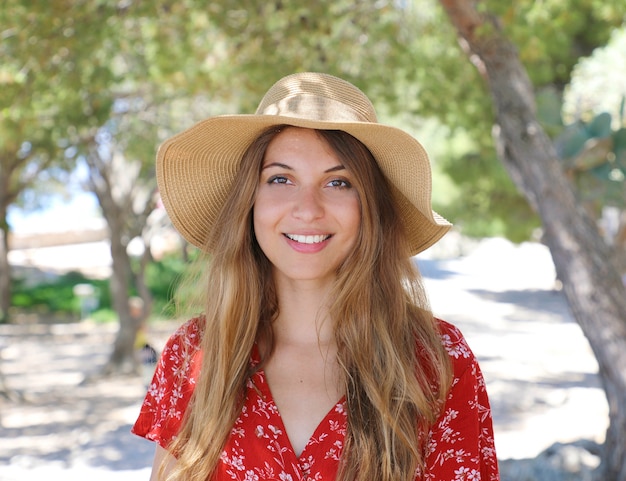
[
  {"left": 424, "top": 322, "right": 500, "bottom": 481},
  {"left": 131, "top": 318, "right": 203, "bottom": 449}
]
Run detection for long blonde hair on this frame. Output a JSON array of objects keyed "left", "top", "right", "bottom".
[{"left": 166, "top": 126, "right": 452, "bottom": 481}]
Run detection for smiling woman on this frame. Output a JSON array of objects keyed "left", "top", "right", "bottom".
[
  {"left": 131, "top": 72, "right": 499, "bottom": 481},
  {"left": 254, "top": 127, "right": 361, "bottom": 288}
]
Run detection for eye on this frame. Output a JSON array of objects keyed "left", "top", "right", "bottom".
[
  {"left": 327, "top": 178, "right": 352, "bottom": 189},
  {"left": 267, "top": 175, "right": 291, "bottom": 185}
]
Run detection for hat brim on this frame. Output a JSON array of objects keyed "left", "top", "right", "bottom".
[{"left": 156, "top": 115, "right": 451, "bottom": 257}]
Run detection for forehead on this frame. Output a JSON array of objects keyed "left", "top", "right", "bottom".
[{"left": 264, "top": 127, "right": 338, "bottom": 162}]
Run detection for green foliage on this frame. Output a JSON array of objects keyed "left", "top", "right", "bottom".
[
  {"left": 189, "top": 0, "right": 425, "bottom": 113},
  {"left": 10, "top": 253, "right": 190, "bottom": 320},
  {"left": 144, "top": 253, "right": 190, "bottom": 317},
  {"left": 3, "top": 0, "right": 625, "bottom": 251},
  {"left": 486, "top": 0, "right": 624, "bottom": 87},
  {"left": 434, "top": 141, "right": 541, "bottom": 242},
  {"left": 89, "top": 308, "right": 118, "bottom": 324},
  {"left": 555, "top": 114, "right": 612, "bottom": 160},
  {"left": 11, "top": 272, "right": 110, "bottom": 316},
  {"left": 536, "top": 27, "right": 626, "bottom": 223},
  {"left": 404, "top": 1, "right": 625, "bottom": 242},
  {"left": 2, "top": 1, "right": 120, "bottom": 151}
]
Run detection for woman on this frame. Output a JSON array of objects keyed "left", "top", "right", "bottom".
[{"left": 133, "top": 72, "right": 499, "bottom": 481}]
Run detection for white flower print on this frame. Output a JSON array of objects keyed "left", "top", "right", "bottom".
[
  {"left": 243, "top": 470, "right": 259, "bottom": 481},
  {"left": 328, "top": 420, "right": 341, "bottom": 432},
  {"left": 454, "top": 466, "right": 481, "bottom": 481},
  {"left": 468, "top": 470, "right": 481, "bottom": 481},
  {"left": 454, "top": 466, "right": 470, "bottom": 480},
  {"left": 442, "top": 333, "right": 472, "bottom": 359},
  {"left": 324, "top": 439, "right": 343, "bottom": 461},
  {"left": 133, "top": 318, "right": 500, "bottom": 481},
  {"left": 268, "top": 424, "right": 282, "bottom": 436},
  {"left": 222, "top": 453, "right": 245, "bottom": 472}
]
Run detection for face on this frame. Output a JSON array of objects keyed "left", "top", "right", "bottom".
[{"left": 253, "top": 127, "right": 361, "bottom": 289}]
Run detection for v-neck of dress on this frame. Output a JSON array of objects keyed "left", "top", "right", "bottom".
[
  {"left": 252, "top": 366, "right": 346, "bottom": 460},
  {"left": 251, "top": 344, "right": 346, "bottom": 464}
]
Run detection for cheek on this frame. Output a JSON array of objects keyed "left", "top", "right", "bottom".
[
  {"left": 252, "top": 212, "right": 270, "bottom": 261},
  {"left": 252, "top": 196, "right": 277, "bottom": 247},
  {"left": 252, "top": 206, "right": 266, "bottom": 243},
  {"left": 340, "top": 197, "right": 362, "bottom": 242}
]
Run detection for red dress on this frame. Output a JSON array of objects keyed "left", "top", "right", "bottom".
[{"left": 132, "top": 318, "right": 500, "bottom": 481}]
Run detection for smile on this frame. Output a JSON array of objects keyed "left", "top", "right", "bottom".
[{"left": 284, "top": 234, "right": 331, "bottom": 244}]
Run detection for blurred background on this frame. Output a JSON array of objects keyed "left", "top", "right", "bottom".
[{"left": 1, "top": 1, "right": 625, "bottom": 480}]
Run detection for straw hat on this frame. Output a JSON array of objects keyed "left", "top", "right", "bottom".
[{"left": 156, "top": 72, "right": 451, "bottom": 256}]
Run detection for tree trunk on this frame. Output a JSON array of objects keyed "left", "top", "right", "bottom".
[
  {"left": 84, "top": 143, "right": 154, "bottom": 377},
  {"left": 0, "top": 222, "right": 10, "bottom": 323},
  {"left": 101, "top": 216, "right": 141, "bottom": 375},
  {"left": 0, "top": 178, "right": 12, "bottom": 323},
  {"left": 439, "top": 2, "right": 626, "bottom": 479},
  {"left": 134, "top": 240, "right": 154, "bottom": 322},
  {"left": 87, "top": 158, "right": 142, "bottom": 376}
]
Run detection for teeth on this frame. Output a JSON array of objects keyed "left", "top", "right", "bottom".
[{"left": 286, "top": 234, "right": 329, "bottom": 244}]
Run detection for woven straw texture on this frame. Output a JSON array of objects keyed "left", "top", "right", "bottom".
[{"left": 156, "top": 72, "right": 451, "bottom": 256}]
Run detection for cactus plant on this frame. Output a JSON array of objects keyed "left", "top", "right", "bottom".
[
  {"left": 554, "top": 110, "right": 625, "bottom": 205},
  {"left": 551, "top": 107, "right": 626, "bottom": 273}
]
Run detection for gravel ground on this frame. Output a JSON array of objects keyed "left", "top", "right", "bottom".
[{"left": 0, "top": 237, "right": 609, "bottom": 480}]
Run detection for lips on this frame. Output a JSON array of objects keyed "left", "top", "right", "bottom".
[{"left": 284, "top": 233, "right": 331, "bottom": 244}]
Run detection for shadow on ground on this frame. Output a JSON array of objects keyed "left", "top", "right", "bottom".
[{"left": 0, "top": 321, "right": 168, "bottom": 474}]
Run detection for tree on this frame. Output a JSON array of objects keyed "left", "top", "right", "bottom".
[
  {"left": 1, "top": 2, "right": 144, "bottom": 372},
  {"left": 0, "top": 124, "right": 59, "bottom": 322},
  {"left": 438, "top": 1, "right": 626, "bottom": 479},
  {"left": 2, "top": 0, "right": 229, "bottom": 370},
  {"left": 0, "top": 2, "right": 97, "bottom": 322},
  {"left": 398, "top": 0, "right": 624, "bottom": 241},
  {"left": 84, "top": 131, "right": 158, "bottom": 374}
]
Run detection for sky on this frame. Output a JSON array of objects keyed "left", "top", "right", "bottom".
[{"left": 8, "top": 191, "right": 103, "bottom": 235}]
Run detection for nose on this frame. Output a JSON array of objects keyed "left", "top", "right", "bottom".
[{"left": 292, "top": 186, "right": 324, "bottom": 221}]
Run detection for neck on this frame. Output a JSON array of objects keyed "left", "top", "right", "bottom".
[{"left": 272, "top": 278, "right": 335, "bottom": 348}]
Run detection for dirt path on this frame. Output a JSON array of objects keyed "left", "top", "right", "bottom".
[
  {"left": 420, "top": 239, "right": 607, "bottom": 461},
  {"left": 0, "top": 238, "right": 609, "bottom": 480},
  {"left": 0, "top": 321, "right": 165, "bottom": 480}
]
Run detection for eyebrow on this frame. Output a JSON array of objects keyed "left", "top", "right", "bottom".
[{"left": 262, "top": 162, "right": 346, "bottom": 173}]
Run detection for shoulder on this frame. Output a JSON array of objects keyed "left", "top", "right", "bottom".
[
  {"left": 426, "top": 319, "right": 499, "bottom": 480},
  {"left": 435, "top": 318, "right": 477, "bottom": 374},
  {"left": 151, "top": 315, "right": 205, "bottom": 388},
  {"left": 434, "top": 318, "right": 492, "bottom": 419},
  {"left": 164, "top": 316, "right": 204, "bottom": 353},
  {"left": 144, "top": 316, "right": 206, "bottom": 407},
  {"left": 131, "top": 316, "right": 205, "bottom": 446},
  {"left": 436, "top": 318, "right": 473, "bottom": 358},
  {"left": 158, "top": 316, "right": 204, "bottom": 384}
]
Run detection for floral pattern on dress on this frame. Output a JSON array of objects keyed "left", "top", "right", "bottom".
[
  {"left": 132, "top": 318, "right": 202, "bottom": 445},
  {"left": 132, "top": 318, "right": 500, "bottom": 480}
]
